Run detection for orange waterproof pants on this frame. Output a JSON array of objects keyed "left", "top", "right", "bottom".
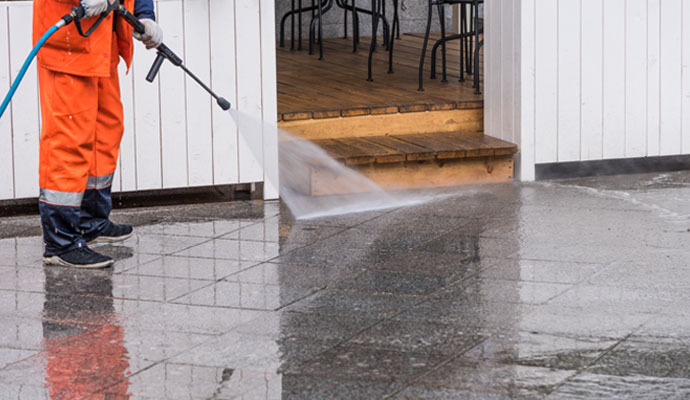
[
  {"left": 38, "top": 33, "right": 123, "bottom": 204},
  {"left": 38, "top": 33, "right": 124, "bottom": 255}
]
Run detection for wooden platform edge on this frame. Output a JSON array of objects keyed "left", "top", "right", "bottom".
[
  {"left": 309, "top": 156, "right": 514, "bottom": 196},
  {"left": 278, "top": 108, "right": 484, "bottom": 139}
]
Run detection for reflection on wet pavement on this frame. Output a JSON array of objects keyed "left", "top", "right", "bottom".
[{"left": 1, "top": 171, "right": 690, "bottom": 398}]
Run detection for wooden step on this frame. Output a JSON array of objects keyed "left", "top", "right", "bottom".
[
  {"left": 279, "top": 106, "right": 484, "bottom": 139},
  {"left": 290, "top": 132, "right": 517, "bottom": 196}
]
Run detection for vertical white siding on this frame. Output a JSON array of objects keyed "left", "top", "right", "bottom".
[
  {"left": 7, "top": 3, "right": 40, "bottom": 199},
  {"left": 486, "top": 0, "right": 690, "bottom": 179},
  {"left": 0, "top": 0, "right": 278, "bottom": 201},
  {"left": 0, "top": 6, "right": 14, "bottom": 199},
  {"left": 580, "top": 0, "right": 603, "bottom": 160},
  {"left": 485, "top": 0, "right": 525, "bottom": 176}
]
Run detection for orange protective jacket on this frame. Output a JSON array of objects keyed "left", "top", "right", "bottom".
[{"left": 33, "top": 0, "right": 135, "bottom": 77}]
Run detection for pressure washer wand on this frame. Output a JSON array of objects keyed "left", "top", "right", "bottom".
[{"left": 115, "top": 4, "right": 231, "bottom": 111}]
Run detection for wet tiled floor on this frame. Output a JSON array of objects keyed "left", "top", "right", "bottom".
[{"left": 1, "top": 171, "right": 690, "bottom": 399}]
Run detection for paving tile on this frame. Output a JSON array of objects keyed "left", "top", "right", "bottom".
[
  {"left": 219, "top": 221, "right": 280, "bottom": 242},
  {"left": 231, "top": 311, "right": 381, "bottom": 343},
  {"left": 107, "top": 234, "right": 209, "bottom": 256},
  {"left": 587, "top": 261, "right": 690, "bottom": 291},
  {"left": 283, "top": 288, "right": 424, "bottom": 319},
  {"left": 345, "top": 319, "right": 487, "bottom": 355},
  {"left": 464, "top": 331, "right": 619, "bottom": 371},
  {"left": 0, "top": 236, "right": 44, "bottom": 266},
  {"left": 273, "top": 241, "right": 397, "bottom": 268},
  {"left": 518, "top": 304, "right": 655, "bottom": 339},
  {"left": 281, "top": 374, "right": 402, "bottom": 400},
  {"left": 285, "top": 345, "right": 450, "bottom": 384},
  {"left": 334, "top": 270, "right": 456, "bottom": 296},
  {"left": 120, "top": 256, "right": 256, "bottom": 281},
  {"left": 223, "top": 262, "right": 362, "bottom": 288},
  {"left": 112, "top": 362, "right": 282, "bottom": 400},
  {"left": 545, "top": 373, "right": 690, "bottom": 400},
  {"left": 173, "top": 239, "right": 280, "bottom": 262},
  {"left": 407, "top": 357, "right": 575, "bottom": 398},
  {"left": 120, "top": 301, "right": 269, "bottom": 335},
  {"left": 171, "top": 280, "right": 319, "bottom": 311},
  {"left": 546, "top": 284, "right": 683, "bottom": 314},
  {"left": 0, "top": 267, "right": 47, "bottom": 293},
  {"left": 444, "top": 276, "right": 574, "bottom": 305},
  {"left": 168, "top": 332, "right": 335, "bottom": 373},
  {"left": 585, "top": 337, "right": 690, "bottom": 379},
  {"left": 417, "top": 235, "right": 520, "bottom": 260},
  {"left": 277, "top": 223, "right": 345, "bottom": 245},
  {"left": 0, "top": 289, "right": 45, "bottom": 318},
  {"left": 111, "top": 274, "right": 211, "bottom": 302},
  {"left": 0, "top": 348, "right": 37, "bottom": 369},
  {"left": 371, "top": 249, "right": 492, "bottom": 278},
  {"left": 483, "top": 259, "right": 606, "bottom": 284},
  {"left": 135, "top": 219, "right": 250, "bottom": 238}
]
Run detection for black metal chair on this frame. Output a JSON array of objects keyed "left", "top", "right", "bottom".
[
  {"left": 418, "top": 0, "right": 483, "bottom": 92},
  {"left": 279, "top": 0, "right": 394, "bottom": 62},
  {"left": 280, "top": 0, "right": 329, "bottom": 51}
]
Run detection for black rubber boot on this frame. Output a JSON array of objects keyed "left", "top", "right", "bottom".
[
  {"left": 43, "top": 246, "right": 114, "bottom": 269},
  {"left": 86, "top": 222, "right": 134, "bottom": 245}
]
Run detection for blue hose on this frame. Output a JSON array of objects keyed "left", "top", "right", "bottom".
[{"left": 0, "top": 20, "right": 66, "bottom": 119}]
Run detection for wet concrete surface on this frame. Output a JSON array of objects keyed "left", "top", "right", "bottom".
[{"left": 1, "top": 170, "right": 690, "bottom": 399}]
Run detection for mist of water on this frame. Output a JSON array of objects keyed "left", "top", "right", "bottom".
[{"left": 229, "top": 109, "right": 452, "bottom": 220}]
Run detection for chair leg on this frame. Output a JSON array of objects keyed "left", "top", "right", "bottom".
[
  {"left": 343, "top": 0, "right": 348, "bottom": 38},
  {"left": 474, "top": 39, "right": 483, "bottom": 94},
  {"left": 438, "top": 2, "right": 447, "bottom": 83},
  {"left": 368, "top": 0, "right": 379, "bottom": 81},
  {"left": 388, "top": 0, "right": 398, "bottom": 73},
  {"left": 318, "top": 0, "right": 323, "bottom": 59},
  {"left": 471, "top": 0, "right": 480, "bottom": 80},
  {"left": 382, "top": 0, "right": 388, "bottom": 48},
  {"left": 291, "top": 0, "right": 296, "bottom": 50},
  {"left": 298, "top": 0, "right": 303, "bottom": 49},
  {"left": 418, "top": 0, "right": 433, "bottom": 91},
  {"left": 353, "top": 0, "right": 359, "bottom": 52}
]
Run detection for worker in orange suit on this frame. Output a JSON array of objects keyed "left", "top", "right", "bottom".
[{"left": 33, "top": 0, "right": 162, "bottom": 268}]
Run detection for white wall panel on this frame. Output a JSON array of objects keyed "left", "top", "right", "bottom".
[
  {"left": 625, "top": 0, "right": 647, "bottom": 157},
  {"left": 1, "top": 0, "right": 278, "bottom": 201},
  {"left": 118, "top": 62, "right": 137, "bottom": 192},
  {"left": 557, "top": 0, "right": 581, "bottom": 161},
  {"left": 646, "top": 0, "right": 660, "bottom": 157},
  {"left": 659, "top": 0, "right": 682, "bottom": 156},
  {"left": 8, "top": 3, "right": 40, "bottom": 199},
  {"left": 235, "top": 0, "right": 265, "bottom": 184},
  {"left": 183, "top": 0, "right": 214, "bottom": 186},
  {"left": 158, "top": 0, "right": 189, "bottom": 188},
  {"left": 534, "top": 0, "right": 557, "bottom": 163},
  {"left": 580, "top": 0, "right": 603, "bottom": 160},
  {"left": 260, "top": 0, "right": 280, "bottom": 200},
  {"left": 486, "top": 0, "right": 690, "bottom": 180},
  {"left": 210, "top": 0, "right": 239, "bottom": 186},
  {"left": 682, "top": 1, "right": 690, "bottom": 154},
  {"left": 602, "top": 0, "right": 625, "bottom": 159},
  {"left": 518, "top": 0, "right": 535, "bottom": 180},
  {"left": 0, "top": 6, "right": 14, "bottom": 199}
]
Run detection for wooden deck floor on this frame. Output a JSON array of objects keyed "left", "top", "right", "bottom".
[{"left": 277, "top": 33, "right": 484, "bottom": 121}]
